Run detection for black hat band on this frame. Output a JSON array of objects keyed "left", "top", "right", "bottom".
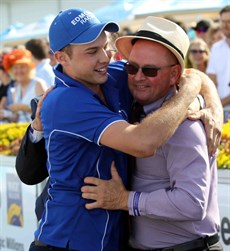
[{"left": 131, "top": 30, "right": 184, "bottom": 60}]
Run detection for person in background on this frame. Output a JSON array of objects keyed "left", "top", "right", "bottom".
[
  {"left": 0, "top": 48, "right": 47, "bottom": 122},
  {"left": 47, "top": 50, "right": 58, "bottom": 67},
  {"left": 206, "top": 5, "right": 230, "bottom": 122},
  {"left": 164, "top": 16, "right": 187, "bottom": 33},
  {"left": 25, "top": 38, "right": 55, "bottom": 87},
  {"left": 0, "top": 61, "right": 14, "bottom": 109},
  {"left": 206, "top": 22, "right": 224, "bottom": 48},
  {"left": 185, "top": 38, "right": 210, "bottom": 73},
  {"left": 0, "top": 49, "right": 15, "bottom": 109},
  {"left": 81, "top": 16, "right": 223, "bottom": 251},
  {"left": 107, "top": 32, "right": 123, "bottom": 62},
  {"left": 192, "top": 19, "right": 211, "bottom": 43}
]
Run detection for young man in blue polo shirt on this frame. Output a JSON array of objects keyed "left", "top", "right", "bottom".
[{"left": 22, "top": 8, "right": 223, "bottom": 251}]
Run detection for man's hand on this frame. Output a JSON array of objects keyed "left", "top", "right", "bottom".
[
  {"left": 184, "top": 68, "right": 223, "bottom": 156},
  {"left": 188, "top": 108, "right": 222, "bottom": 156},
  {"left": 81, "top": 162, "right": 129, "bottom": 211},
  {"left": 187, "top": 96, "right": 201, "bottom": 114},
  {"left": 180, "top": 69, "right": 202, "bottom": 93},
  {"left": 31, "top": 87, "right": 54, "bottom": 131}
]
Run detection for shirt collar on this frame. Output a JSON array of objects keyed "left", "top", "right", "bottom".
[{"left": 143, "top": 87, "right": 175, "bottom": 115}]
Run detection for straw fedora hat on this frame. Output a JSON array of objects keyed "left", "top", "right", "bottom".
[{"left": 116, "top": 16, "right": 190, "bottom": 72}]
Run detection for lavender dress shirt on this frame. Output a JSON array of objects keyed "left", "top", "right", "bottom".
[{"left": 128, "top": 89, "right": 220, "bottom": 249}]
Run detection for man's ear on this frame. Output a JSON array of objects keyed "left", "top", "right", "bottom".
[
  {"left": 170, "top": 64, "right": 181, "bottom": 86},
  {"left": 54, "top": 51, "right": 69, "bottom": 65}
]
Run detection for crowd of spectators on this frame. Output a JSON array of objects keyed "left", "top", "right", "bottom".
[{"left": 0, "top": 39, "right": 55, "bottom": 123}]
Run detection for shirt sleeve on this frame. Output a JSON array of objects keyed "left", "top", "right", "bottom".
[
  {"left": 128, "top": 120, "right": 214, "bottom": 221},
  {"left": 41, "top": 87, "right": 125, "bottom": 145},
  {"left": 29, "top": 124, "right": 44, "bottom": 143}
]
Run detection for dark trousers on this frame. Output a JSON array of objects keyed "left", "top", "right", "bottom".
[
  {"left": 29, "top": 241, "right": 78, "bottom": 251},
  {"left": 128, "top": 236, "right": 223, "bottom": 251}
]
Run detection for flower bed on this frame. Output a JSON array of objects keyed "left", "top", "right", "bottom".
[
  {"left": 0, "top": 123, "right": 29, "bottom": 156},
  {"left": 217, "top": 119, "right": 230, "bottom": 169},
  {"left": 0, "top": 121, "right": 229, "bottom": 169}
]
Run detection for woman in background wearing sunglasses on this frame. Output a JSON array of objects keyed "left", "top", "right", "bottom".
[{"left": 185, "top": 38, "right": 210, "bottom": 73}]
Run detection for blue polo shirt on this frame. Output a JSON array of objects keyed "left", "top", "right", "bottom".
[{"left": 35, "top": 61, "right": 131, "bottom": 251}]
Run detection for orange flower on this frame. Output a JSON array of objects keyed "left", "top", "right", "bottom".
[{"left": 2, "top": 49, "right": 34, "bottom": 72}]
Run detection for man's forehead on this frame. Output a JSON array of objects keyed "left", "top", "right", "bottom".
[
  {"left": 73, "top": 31, "right": 108, "bottom": 50},
  {"left": 129, "top": 39, "right": 177, "bottom": 65},
  {"left": 131, "top": 39, "right": 167, "bottom": 52},
  {"left": 221, "top": 11, "right": 230, "bottom": 19}
]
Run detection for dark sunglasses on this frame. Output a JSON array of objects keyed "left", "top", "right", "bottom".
[
  {"left": 190, "top": 49, "right": 207, "bottom": 54},
  {"left": 125, "top": 62, "right": 177, "bottom": 77}
]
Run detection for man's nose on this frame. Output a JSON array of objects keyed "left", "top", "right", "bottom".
[
  {"left": 99, "top": 49, "right": 111, "bottom": 63},
  {"left": 134, "top": 68, "right": 146, "bottom": 81}
]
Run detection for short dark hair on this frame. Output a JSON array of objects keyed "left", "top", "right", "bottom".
[
  {"left": 25, "top": 39, "right": 49, "bottom": 60},
  {"left": 60, "top": 45, "right": 73, "bottom": 59},
  {"left": 220, "top": 5, "right": 230, "bottom": 15}
]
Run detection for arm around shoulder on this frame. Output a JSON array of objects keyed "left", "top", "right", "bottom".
[
  {"left": 100, "top": 73, "right": 201, "bottom": 157},
  {"left": 187, "top": 69, "right": 223, "bottom": 154}
]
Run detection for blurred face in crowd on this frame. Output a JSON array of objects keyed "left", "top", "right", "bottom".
[
  {"left": 188, "top": 41, "right": 209, "bottom": 67},
  {"left": 195, "top": 30, "right": 208, "bottom": 41},
  {"left": 11, "top": 63, "right": 32, "bottom": 83},
  {"left": 48, "top": 52, "right": 57, "bottom": 67},
  {"left": 212, "top": 29, "right": 225, "bottom": 43},
  {"left": 127, "top": 40, "right": 180, "bottom": 106},
  {"left": 220, "top": 10, "right": 230, "bottom": 38}
]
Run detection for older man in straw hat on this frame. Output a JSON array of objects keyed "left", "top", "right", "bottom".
[{"left": 82, "top": 16, "right": 223, "bottom": 251}]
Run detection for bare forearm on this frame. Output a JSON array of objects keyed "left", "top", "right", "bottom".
[{"left": 197, "top": 70, "right": 223, "bottom": 121}]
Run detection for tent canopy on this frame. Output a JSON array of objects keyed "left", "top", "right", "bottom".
[
  {"left": 0, "top": 15, "right": 55, "bottom": 45},
  {"left": 94, "top": 0, "right": 142, "bottom": 23},
  {"left": 133, "top": 0, "right": 228, "bottom": 16}
]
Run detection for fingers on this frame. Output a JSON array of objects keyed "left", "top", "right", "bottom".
[
  {"left": 85, "top": 201, "right": 100, "bottom": 210},
  {"left": 110, "top": 162, "right": 121, "bottom": 181},
  {"left": 81, "top": 185, "right": 101, "bottom": 209},
  {"left": 81, "top": 184, "right": 110, "bottom": 210},
  {"left": 199, "top": 109, "right": 220, "bottom": 156},
  {"left": 187, "top": 109, "right": 221, "bottom": 156},
  {"left": 82, "top": 190, "right": 98, "bottom": 201},
  {"left": 187, "top": 110, "right": 202, "bottom": 121},
  {"left": 84, "top": 177, "right": 101, "bottom": 185},
  {"left": 81, "top": 185, "right": 97, "bottom": 193},
  {"left": 209, "top": 126, "right": 221, "bottom": 156}
]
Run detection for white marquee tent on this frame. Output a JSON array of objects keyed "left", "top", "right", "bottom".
[{"left": 0, "top": 0, "right": 228, "bottom": 47}]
